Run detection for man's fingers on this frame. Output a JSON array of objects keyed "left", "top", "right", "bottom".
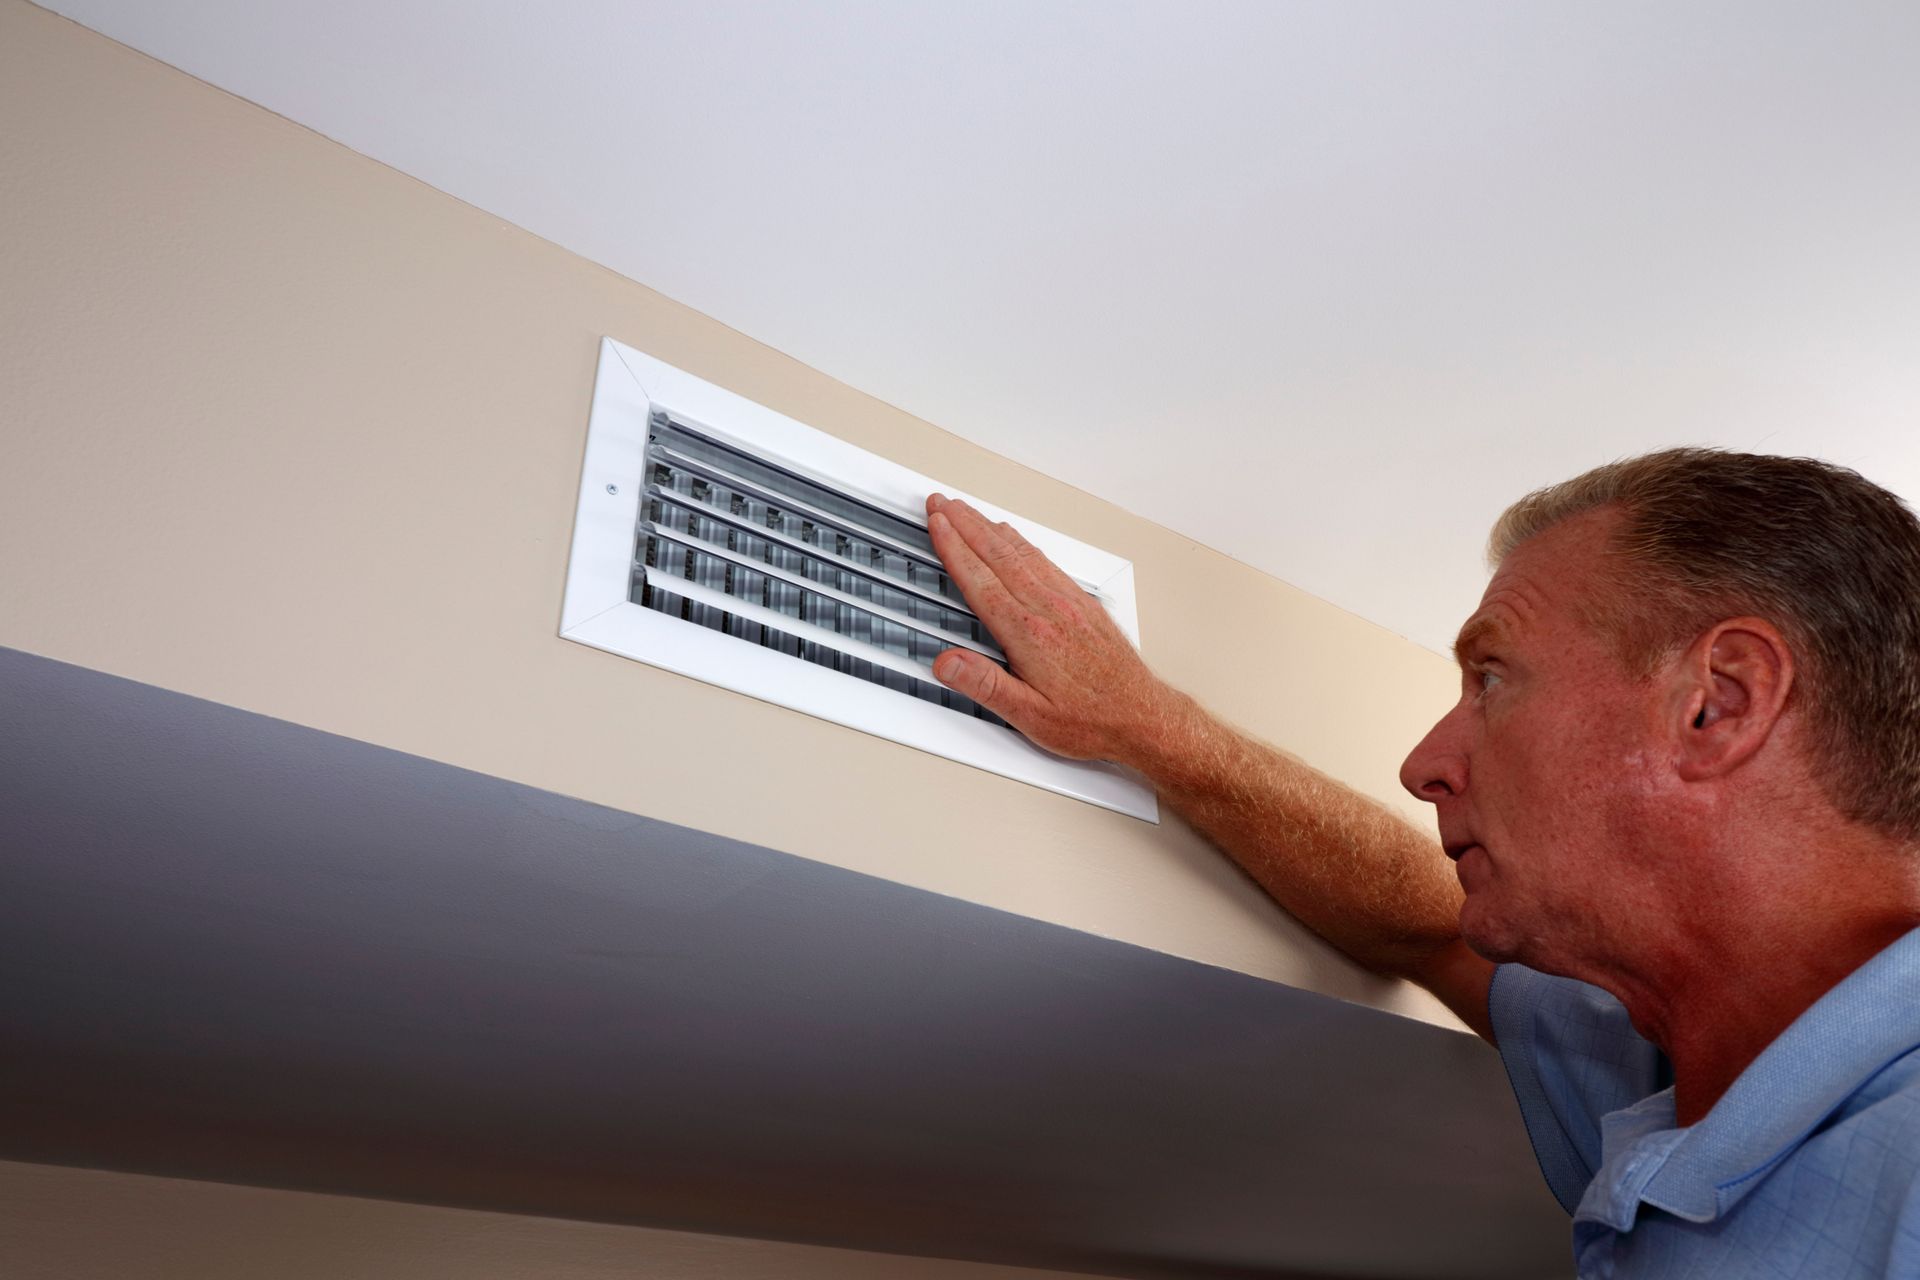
[
  {"left": 927, "top": 495, "right": 1067, "bottom": 604},
  {"left": 991, "top": 517, "right": 1085, "bottom": 599},
  {"left": 932, "top": 497, "right": 1039, "bottom": 588},
  {"left": 928, "top": 508, "right": 1024, "bottom": 622},
  {"left": 936, "top": 496, "right": 1020, "bottom": 563},
  {"left": 932, "top": 649, "right": 1048, "bottom": 729},
  {"left": 925, "top": 494, "right": 1144, "bottom": 762}
]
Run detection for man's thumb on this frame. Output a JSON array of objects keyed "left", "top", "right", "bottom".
[
  {"left": 933, "top": 649, "right": 997, "bottom": 705},
  {"left": 932, "top": 650, "right": 1059, "bottom": 746}
]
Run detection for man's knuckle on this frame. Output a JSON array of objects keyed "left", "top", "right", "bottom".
[
  {"left": 980, "top": 580, "right": 1019, "bottom": 616},
  {"left": 1044, "top": 590, "right": 1084, "bottom": 619}
]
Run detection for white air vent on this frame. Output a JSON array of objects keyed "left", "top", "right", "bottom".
[{"left": 562, "top": 337, "right": 1157, "bottom": 822}]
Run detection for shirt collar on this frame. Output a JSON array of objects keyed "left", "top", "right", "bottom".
[
  {"left": 1626, "top": 925, "right": 1920, "bottom": 1223},
  {"left": 1572, "top": 1088, "right": 1685, "bottom": 1231}
]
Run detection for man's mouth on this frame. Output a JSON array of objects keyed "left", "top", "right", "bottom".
[{"left": 1444, "top": 842, "right": 1482, "bottom": 862}]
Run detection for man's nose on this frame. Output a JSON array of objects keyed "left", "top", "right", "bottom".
[{"left": 1400, "top": 706, "right": 1468, "bottom": 803}]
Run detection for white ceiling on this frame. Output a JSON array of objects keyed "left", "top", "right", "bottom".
[{"left": 47, "top": 0, "right": 1920, "bottom": 655}]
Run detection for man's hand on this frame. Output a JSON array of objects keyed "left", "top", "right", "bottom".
[{"left": 925, "top": 494, "right": 1169, "bottom": 762}]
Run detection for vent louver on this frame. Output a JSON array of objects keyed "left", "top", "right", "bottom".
[
  {"left": 637, "top": 416, "right": 1007, "bottom": 725},
  {"left": 561, "top": 338, "right": 1158, "bottom": 822}
]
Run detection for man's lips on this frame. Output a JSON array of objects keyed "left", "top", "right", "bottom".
[{"left": 1444, "top": 841, "right": 1483, "bottom": 862}]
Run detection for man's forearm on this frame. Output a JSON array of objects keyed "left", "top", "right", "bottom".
[
  {"left": 1114, "top": 684, "right": 1466, "bottom": 980},
  {"left": 921, "top": 493, "right": 1472, "bottom": 996}
]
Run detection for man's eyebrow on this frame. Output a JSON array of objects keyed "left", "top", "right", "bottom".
[{"left": 1451, "top": 616, "right": 1507, "bottom": 668}]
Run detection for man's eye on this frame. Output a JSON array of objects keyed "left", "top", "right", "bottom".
[{"left": 1475, "top": 666, "right": 1503, "bottom": 694}]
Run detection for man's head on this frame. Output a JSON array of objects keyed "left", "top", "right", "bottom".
[
  {"left": 1401, "top": 448, "right": 1920, "bottom": 970},
  {"left": 1493, "top": 448, "right": 1920, "bottom": 843}
]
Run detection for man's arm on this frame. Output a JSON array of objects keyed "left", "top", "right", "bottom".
[{"left": 925, "top": 495, "right": 1495, "bottom": 1040}]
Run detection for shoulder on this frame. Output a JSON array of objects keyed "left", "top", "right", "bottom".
[
  {"left": 1488, "top": 965, "right": 1669, "bottom": 1214},
  {"left": 1490, "top": 964, "right": 1666, "bottom": 1093},
  {"left": 1820, "top": 1043, "right": 1920, "bottom": 1173},
  {"left": 1802, "top": 1048, "right": 1920, "bottom": 1271}
]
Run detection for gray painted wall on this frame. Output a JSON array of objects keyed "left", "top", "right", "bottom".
[{"left": 0, "top": 645, "right": 1568, "bottom": 1278}]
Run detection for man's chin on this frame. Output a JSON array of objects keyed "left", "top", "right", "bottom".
[{"left": 1457, "top": 899, "right": 1524, "bottom": 966}]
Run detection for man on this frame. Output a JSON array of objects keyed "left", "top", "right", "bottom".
[{"left": 923, "top": 448, "right": 1920, "bottom": 1277}]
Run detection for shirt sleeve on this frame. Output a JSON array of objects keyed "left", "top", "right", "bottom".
[{"left": 1488, "top": 963, "right": 1672, "bottom": 1215}]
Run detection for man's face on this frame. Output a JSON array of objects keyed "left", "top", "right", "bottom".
[{"left": 1400, "top": 508, "right": 1675, "bottom": 973}]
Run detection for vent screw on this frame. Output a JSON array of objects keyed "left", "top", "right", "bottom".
[{"left": 605, "top": 484, "right": 619, "bottom": 496}]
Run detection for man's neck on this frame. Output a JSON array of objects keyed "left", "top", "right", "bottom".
[
  {"left": 1594, "top": 837, "right": 1920, "bottom": 1127},
  {"left": 1654, "top": 917, "right": 1915, "bottom": 1126}
]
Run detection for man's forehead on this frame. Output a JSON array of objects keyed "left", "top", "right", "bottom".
[{"left": 1460, "top": 508, "right": 1623, "bottom": 667}]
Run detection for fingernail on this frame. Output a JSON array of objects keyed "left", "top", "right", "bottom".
[
  {"left": 928, "top": 493, "right": 947, "bottom": 511},
  {"left": 929, "top": 512, "right": 949, "bottom": 532}
]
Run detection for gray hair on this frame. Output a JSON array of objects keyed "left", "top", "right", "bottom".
[{"left": 1491, "top": 447, "right": 1920, "bottom": 843}]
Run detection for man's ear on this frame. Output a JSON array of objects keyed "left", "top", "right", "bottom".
[{"left": 1672, "top": 617, "right": 1795, "bottom": 782}]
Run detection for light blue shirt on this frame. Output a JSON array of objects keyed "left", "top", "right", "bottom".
[{"left": 1489, "top": 927, "right": 1920, "bottom": 1278}]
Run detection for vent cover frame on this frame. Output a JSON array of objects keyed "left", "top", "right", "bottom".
[{"left": 562, "top": 337, "right": 1158, "bottom": 822}]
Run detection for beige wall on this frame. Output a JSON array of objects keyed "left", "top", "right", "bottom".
[
  {"left": 0, "top": 0, "right": 1462, "bottom": 1024},
  {"left": 0, "top": 1160, "right": 1125, "bottom": 1280}
]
